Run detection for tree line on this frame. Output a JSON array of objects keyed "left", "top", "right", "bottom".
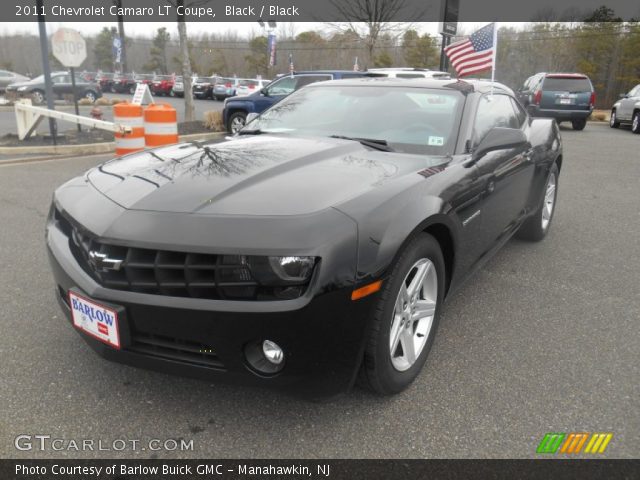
[{"left": 1, "top": 18, "right": 638, "bottom": 108}]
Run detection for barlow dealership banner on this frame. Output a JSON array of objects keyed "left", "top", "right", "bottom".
[
  {"left": 7, "top": 0, "right": 640, "bottom": 22},
  {"left": 3, "top": 459, "right": 640, "bottom": 479}
]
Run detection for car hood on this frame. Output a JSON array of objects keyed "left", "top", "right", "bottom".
[
  {"left": 87, "top": 135, "right": 437, "bottom": 216},
  {"left": 6, "top": 81, "right": 34, "bottom": 89}
]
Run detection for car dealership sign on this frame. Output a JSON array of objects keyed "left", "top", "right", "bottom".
[{"left": 51, "top": 28, "right": 87, "bottom": 68}]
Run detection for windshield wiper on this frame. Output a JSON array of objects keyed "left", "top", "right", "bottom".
[{"left": 329, "top": 135, "right": 394, "bottom": 152}]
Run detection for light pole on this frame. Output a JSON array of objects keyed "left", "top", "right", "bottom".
[{"left": 36, "top": 0, "right": 57, "bottom": 145}]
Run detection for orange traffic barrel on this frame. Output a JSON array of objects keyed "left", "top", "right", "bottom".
[
  {"left": 113, "top": 103, "right": 145, "bottom": 156},
  {"left": 144, "top": 103, "right": 178, "bottom": 148}
]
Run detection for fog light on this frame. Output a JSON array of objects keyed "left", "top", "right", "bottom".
[
  {"left": 262, "top": 340, "right": 284, "bottom": 365},
  {"left": 244, "top": 340, "right": 285, "bottom": 375}
]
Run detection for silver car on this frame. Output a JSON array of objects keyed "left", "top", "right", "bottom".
[
  {"left": 610, "top": 84, "right": 640, "bottom": 134},
  {"left": 0, "top": 70, "right": 30, "bottom": 92}
]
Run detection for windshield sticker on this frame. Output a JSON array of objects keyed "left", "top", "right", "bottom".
[{"left": 428, "top": 136, "right": 444, "bottom": 146}]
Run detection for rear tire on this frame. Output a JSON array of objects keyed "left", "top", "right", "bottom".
[
  {"left": 359, "top": 233, "right": 445, "bottom": 395},
  {"left": 516, "top": 162, "right": 559, "bottom": 242},
  {"left": 609, "top": 109, "right": 620, "bottom": 128},
  {"left": 571, "top": 119, "right": 587, "bottom": 130},
  {"left": 632, "top": 112, "right": 640, "bottom": 134}
]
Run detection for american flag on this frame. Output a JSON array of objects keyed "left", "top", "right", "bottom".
[{"left": 444, "top": 23, "right": 496, "bottom": 77}]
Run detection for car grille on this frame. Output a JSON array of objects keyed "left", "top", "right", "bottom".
[
  {"left": 54, "top": 208, "right": 294, "bottom": 301},
  {"left": 129, "top": 332, "right": 226, "bottom": 370}
]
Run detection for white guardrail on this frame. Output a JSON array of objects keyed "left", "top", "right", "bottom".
[{"left": 14, "top": 99, "right": 132, "bottom": 140}]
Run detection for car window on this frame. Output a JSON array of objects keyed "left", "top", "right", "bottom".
[
  {"left": 266, "top": 75, "right": 332, "bottom": 96},
  {"left": 542, "top": 76, "right": 591, "bottom": 92},
  {"left": 510, "top": 97, "right": 527, "bottom": 126},
  {"left": 0, "top": 71, "right": 10, "bottom": 77},
  {"left": 473, "top": 94, "right": 520, "bottom": 146},
  {"left": 397, "top": 73, "right": 425, "bottom": 78},
  {"left": 52, "top": 75, "right": 68, "bottom": 84},
  {"left": 629, "top": 86, "right": 640, "bottom": 97}
]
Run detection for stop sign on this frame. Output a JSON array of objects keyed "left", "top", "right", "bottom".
[{"left": 51, "top": 28, "right": 87, "bottom": 68}]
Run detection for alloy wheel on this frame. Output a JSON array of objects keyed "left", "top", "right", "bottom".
[
  {"left": 32, "top": 91, "right": 44, "bottom": 104},
  {"left": 610, "top": 111, "right": 616, "bottom": 127},
  {"left": 389, "top": 258, "right": 438, "bottom": 372},
  {"left": 633, "top": 114, "right": 639, "bottom": 133},
  {"left": 541, "top": 171, "right": 557, "bottom": 231},
  {"left": 231, "top": 116, "right": 245, "bottom": 133}
]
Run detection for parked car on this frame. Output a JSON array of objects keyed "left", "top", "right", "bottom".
[
  {"left": 235, "top": 78, "right": 271, "bottom": 97},
  {"left": 6, "top": 71, "right": 102, "bottom": 104},
  {"left": 96, "top": 72, "right": 115, "bottom": 93},
  {"left": 213, "top": 77, "right": 239, "bottom": 100},
  {"left": 193, "top": 76, "right": 219, "bottom": 99},
  {"left": 111, "top": 73, "right": 137, "bottom": 94},
  {"left": 150, "top": 75, "right": 176, "bottom": 96},
  {"left": 172, "top": 76, "right": 190, "bottom": 97},
  {"left": 46, "top": 78, "right": 562, "bottom": 398},
  {"left": 223, "top": 70, "right": 375, "bottom": 133},
  {"left": 610, "top": 84, "right": 640, "bottom": 134},
  {"left": 517, "top": 72, "right": 595, "bottom": 130},
  {"left": 367, "top": 68, "right": 451, "bottom": 79},
  {"left": 0, "top": 70, "right": 30, "bottom": 92}
]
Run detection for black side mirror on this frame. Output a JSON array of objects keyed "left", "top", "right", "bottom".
[
  {"left": 473, "top": 127, "right": 528, "bottom": 161},
  {"left": 260, "top": 88, "right": 269, "bottom": 96}
]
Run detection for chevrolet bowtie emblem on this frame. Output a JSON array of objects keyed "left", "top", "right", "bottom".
[{"left": 88, "top": 250, "right": 124, "bottom": 272}]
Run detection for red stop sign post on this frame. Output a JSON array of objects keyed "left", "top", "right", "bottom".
[{"left": 52, "top": 28, "right": 87, "bottom": 132}]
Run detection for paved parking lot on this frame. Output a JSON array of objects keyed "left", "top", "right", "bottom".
[{"left": 0, "top": 123, "right": 638, "bottom": 459}]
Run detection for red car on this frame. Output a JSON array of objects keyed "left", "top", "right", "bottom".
[
  {"left": 150, "top": 75, "right": 176, "bottom": 96},
  {"left": 96, "top": 73, "right": 115, "bottom": 93}
]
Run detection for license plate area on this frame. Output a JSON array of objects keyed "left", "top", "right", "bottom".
[{"left": 68, "top": 291, "right": 121, "bottom": 349}]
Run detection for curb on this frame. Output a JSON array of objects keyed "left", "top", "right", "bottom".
[{"left": 0, "top": 132, "right": 225, "bottom": 157}]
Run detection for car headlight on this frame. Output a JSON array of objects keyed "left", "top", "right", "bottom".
[{"left": 214, "top": 255, "right": 317, "bottom": 300}]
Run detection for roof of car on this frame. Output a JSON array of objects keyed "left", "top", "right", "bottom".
[{"left": 305, "top": 77, "right": 513, "bottom": 94}]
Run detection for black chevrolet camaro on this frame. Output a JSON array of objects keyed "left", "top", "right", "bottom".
[{"left": 46, "top": 78, "right": 562, "bottom": 398}]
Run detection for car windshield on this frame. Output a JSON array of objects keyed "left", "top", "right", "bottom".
[
  {"left": 29, "top": 74, "right": 45, "bottom": 83},
  {"left": 247, "top": 85, "right": 464, "bottom": 155},
  {"left": 543, "top": 77, "right": 591, "bottom": 92}
]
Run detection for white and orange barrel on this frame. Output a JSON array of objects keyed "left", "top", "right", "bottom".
[
  {"left": 144, "top": 103, "right": 178, "bottom": 148},
  {"left": 113, "top": 103, "right": 145, "bottom": 156}
]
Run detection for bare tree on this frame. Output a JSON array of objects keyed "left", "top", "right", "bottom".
[
  {"left": 325, "top": 0, "right": 424, "bottom": 67},
  {"left": 166, "top": 0, "right": 209, "bottom": 122}
]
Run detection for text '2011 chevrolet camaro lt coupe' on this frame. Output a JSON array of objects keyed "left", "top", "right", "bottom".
[{"left": 46, "top": 78, "right": 562, "bottom": 398}]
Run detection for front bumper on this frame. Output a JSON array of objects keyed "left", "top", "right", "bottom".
[{"left": 45, "top": 187, "right": 375, "bottom": 398}]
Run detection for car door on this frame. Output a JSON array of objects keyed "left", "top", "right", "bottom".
[
  {"left": 51, "top": 75, "right": 69, "bottom": 97},
  {"left": 619, "top": 85, "right": 639, "bottom": 121},
  {"left": 472, "top": 93, "right": 536, "bottom": 251}
]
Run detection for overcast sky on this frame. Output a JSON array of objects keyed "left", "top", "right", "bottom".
[{"left": 0, "top": 22, "right": 532, "bottom": 39}]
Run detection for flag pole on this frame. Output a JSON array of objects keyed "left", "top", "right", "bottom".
[{"left": 490, "top": 22, "right": 497, "bottom": 96}]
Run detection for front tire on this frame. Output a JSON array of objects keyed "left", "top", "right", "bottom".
[
  {"left": 571, "top": 119, "right": 587, "bottom": 130},
  {"left": 83, "top": 90, "right": 97, "bottom": 103},
  {"left": 360, "top": 233, "right": 445, "bottom": 395},
  {"left": 610, "top": 109, "right": 620, "bottom": 128},
  {"left": 516, "top": 162, "right": 559, "bottom": 242},
  {"left": 31, "top": 90, "right": 45, "bottom": 104},
  {"left": 228, "top": 112, "right": 247, "bottom": 133},
  {"left": 632, "top": 112, "right": 640, "bottom": 134}
]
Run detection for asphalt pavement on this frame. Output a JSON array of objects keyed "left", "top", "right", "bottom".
[
  {"left": 0, "top": 93, "right": 224, "bottom": 136},
  {"left": 0, "top": 123, "right": 638, "bottom": 459}
]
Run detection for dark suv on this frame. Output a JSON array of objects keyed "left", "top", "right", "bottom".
[
  {"left": 517, "top": 73, "right": 595, "bottom": 130},
  {"left": 222, "top": 71, "right": 375, "bottom": 133}
]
